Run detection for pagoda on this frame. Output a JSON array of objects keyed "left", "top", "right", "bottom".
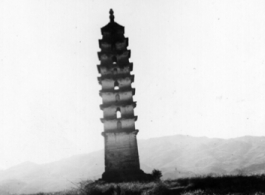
[{"left": 97, "top": 9, "right": 148, "bottom": 182}]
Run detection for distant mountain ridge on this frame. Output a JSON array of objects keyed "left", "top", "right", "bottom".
[
  {"left": 1, "top": 135, "right": 265, "bottom": 194},
  {"left": 138, "top": 135, "right": 265, "bottom": 178}
]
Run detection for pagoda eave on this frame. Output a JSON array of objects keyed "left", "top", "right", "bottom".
[
  {"left": 101, "top": 129, "right": 139, "bottom": 136},
  {"left": 99, "top": 88, "right": 135, "bottom": 94},
  {"left": 99, "top": 88, "right": 135, "bottom": 96},
  {"left": 100, "top": 101, "right": 136, "bottom": 110},
  {"left": 100, "top": 116, "right": 138, "bottom": 123}
]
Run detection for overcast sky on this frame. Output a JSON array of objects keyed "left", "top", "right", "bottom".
[{"left": 1, "top": 0, "right": 265, "bottom": 169}]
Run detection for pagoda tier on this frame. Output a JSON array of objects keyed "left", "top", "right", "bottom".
[
  {"left": 99, "top": 88, "right": 135, "bottom": 98},
  {"left": 97, "top": 63, "right": 133, "bottom": 76},
  {"left": 101, "top": 117, "right": 138, "bottom": 132},
  {"left": 101, "top": 101, "right": 136, "bottom": 116},
  {"left": 97, "top": 9, "right": 150, "bottom": 182},
  {"left": 99, "top": 38, "right": 128, "bottom": 51},
  {"left": 98, "top": 50, "right": 131, "bottom": 63},
  {"left": 98, "top": 75, "right": 134, "bottom": 87}
]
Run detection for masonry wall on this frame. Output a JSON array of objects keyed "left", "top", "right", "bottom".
[{"left": 104, "top": 132, "right": 140, "bottom": 172}]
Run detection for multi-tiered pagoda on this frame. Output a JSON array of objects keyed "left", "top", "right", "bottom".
[{"left": 97, "top": 9, "right": 148, "bottom": 182}]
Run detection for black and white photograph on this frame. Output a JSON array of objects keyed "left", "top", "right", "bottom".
[{"left": 1, "top": 0, "right": 265, "bottom": 194}]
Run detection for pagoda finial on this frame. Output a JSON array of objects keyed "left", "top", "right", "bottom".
[{"left": 109, "top": 9, "right": 114, "bottom": 22}]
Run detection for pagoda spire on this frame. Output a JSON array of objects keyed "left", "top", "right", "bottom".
[{"left": 109, "top": 9, "right": 114, "bottom": 22}]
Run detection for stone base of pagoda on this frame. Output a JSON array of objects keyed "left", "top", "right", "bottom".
[{"left": 102, "top": 169, "right": 152, "bottom": 182}]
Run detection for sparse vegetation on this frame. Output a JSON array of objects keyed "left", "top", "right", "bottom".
[
  {"left": 22, "top": 174, "right": 265, "bottom": 195},
  {"left": 151, "top": 169, "right": 162, "bottom": 181}
]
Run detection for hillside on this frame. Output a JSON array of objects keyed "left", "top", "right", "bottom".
[
  {"left": 1, "top": 135, "right": 265, "bottom": 194},
  {"left": 138, "top": 135, "right": 265, "bottom": 178}
]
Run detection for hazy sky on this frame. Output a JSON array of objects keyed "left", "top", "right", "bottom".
[{"left": 1, "top": 0, "right": 265, "bottom": 169}]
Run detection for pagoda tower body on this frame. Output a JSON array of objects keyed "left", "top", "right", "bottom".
[{"left": 97, "top": 10, "right": 147, "bottom": 182}]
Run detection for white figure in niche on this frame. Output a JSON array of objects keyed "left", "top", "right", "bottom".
[
  {"left": 116, "top": 110, "right": 121, "bottom": 119},
  {"left": 114, "top": 80, "right": 119, "bottom": 90}
]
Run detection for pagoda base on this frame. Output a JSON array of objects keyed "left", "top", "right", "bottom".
[{"left": 102, "top": 169, "right": 152, "bottom": 182}]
